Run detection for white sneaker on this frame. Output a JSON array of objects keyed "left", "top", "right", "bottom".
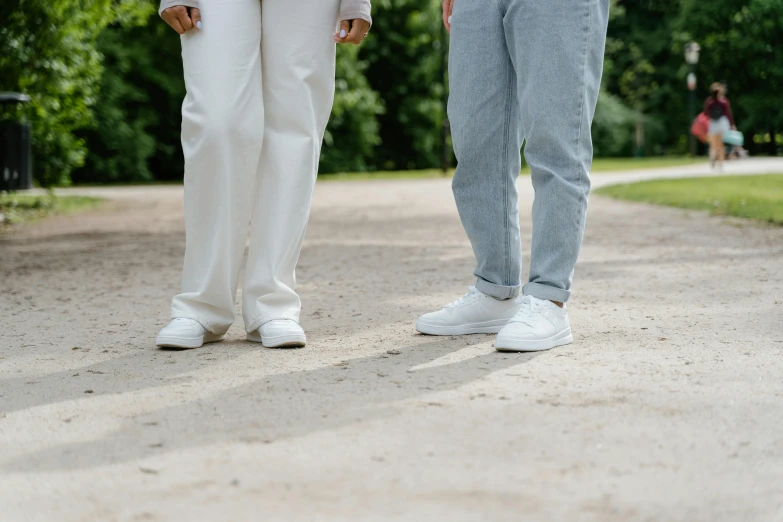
[
  {"left": 247, "top": 319, "right": 306, "bottom": 348},
  {"left": 416, "top": 286, "right": 523, "bottom": 336},
  {"left": 495, "top": 296, "right": 573, "bottom": 352},
  {"left": 156, "top": 318, "right": 225, "bottom": 349}
]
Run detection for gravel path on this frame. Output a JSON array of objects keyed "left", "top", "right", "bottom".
[{"left": 2, "top": 159, "right": 782, "bottom": 521}]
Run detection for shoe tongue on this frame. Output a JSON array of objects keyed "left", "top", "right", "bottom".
[{"left": 527, "top": 297, "right": 565, "bottom": 312}]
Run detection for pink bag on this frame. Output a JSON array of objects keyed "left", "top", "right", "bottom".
[{"left": 691, "top": 112, "right": 709, "bottom": 143}]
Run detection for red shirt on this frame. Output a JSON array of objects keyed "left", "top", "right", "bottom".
[{"left": 704, "top": 98, "right": 735, "bottom": 126}]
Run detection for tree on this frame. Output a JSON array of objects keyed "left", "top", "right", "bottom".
[
  {"left": 592, "top": 91, "right": 641, "bottom": 157},
  {"left": 74, "top": 10, "right": 187, "bottom": 184},
  {"left": 603, "top": 0, "right": 683, "bottom": 155},
  {"left": 0, "top": 0, "right": 152, "bottom": 187},
  {"left": 320, "top": 44, "right": 385, "bottom": 173},
  {"left": 359, "top": 0, "right": 446, "bottom": 170}
]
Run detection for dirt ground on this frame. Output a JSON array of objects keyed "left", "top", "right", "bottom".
[{"left": 1, "top": 159, "right": 782, "bottom": 521}]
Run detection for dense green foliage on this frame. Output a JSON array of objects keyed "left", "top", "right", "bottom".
[
  {"left": 360, "top": 0, "right": 446, "bottom": 171},
  {"left": 0, "top": 0, "right": 152, "bottom": 186},
  {"left": 74, "top": 14, "right": 187, "bottom": 183},
  {"left": 598, "top": 174, "right": 783, "bottom": 224},
  {"left": 1, "top": 0, "right": 780, "bottom": 185},
  {"left": 320, "top": 45, "right": 385, "bottom": 173},
  {"left": 602, "top": 0, "right": 682, "bottom": 156}
]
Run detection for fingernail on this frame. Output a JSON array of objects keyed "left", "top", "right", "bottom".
[
  {"left": 448, "top": 15, "right": 452, "bottom": 24},
  {"left": 196, "top": 21, "right": 202, "bottom": 30},
  {"left": 340, "top": 29, "right": 346, "bottom": 38}
]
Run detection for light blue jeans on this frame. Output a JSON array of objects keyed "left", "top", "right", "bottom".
[{"left": 448, "top": 0, "right": 609, "bottom": 303}]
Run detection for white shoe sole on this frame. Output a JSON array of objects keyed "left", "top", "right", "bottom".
[
  {"left": 246, "top": 330, "right": 306, "bottom": 348},
  {"left": 415, "top": 318, "right": 511, "bottom": 336},
  {"left": 155, "top": 332, "right": 225, "bottom": 349},
  {"left": 495, "top": 328, "right": 573, "bottom": 352}
]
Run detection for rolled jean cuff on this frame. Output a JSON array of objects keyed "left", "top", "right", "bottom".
[
  {"left": 476, "top": 277, "right": 520, "bottom": 300},
  {"left": 523, "top": 282, "right": 570, "bottom": 304}
]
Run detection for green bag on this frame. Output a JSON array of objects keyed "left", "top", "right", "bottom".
[{"left": 723, "top": 130, "right": 744, "bottom": 146}]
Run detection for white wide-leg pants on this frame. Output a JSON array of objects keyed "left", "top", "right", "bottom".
[{"left": 171, "top": 0, "right": 340, "bottom": 334}]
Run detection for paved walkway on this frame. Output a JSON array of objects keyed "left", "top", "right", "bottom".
[{"left": 2, "top": 159, "right": 782, "bottom": 521}]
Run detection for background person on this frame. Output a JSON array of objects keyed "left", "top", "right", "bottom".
[{"left": 704, "top": 82, "right": 736, "bottom": 170}]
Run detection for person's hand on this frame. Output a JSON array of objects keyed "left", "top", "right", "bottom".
[
  {"left": 442, "top": 0, "right": 455, "bottom": 32},
  {"left": 334, "top": 19, "right": 371, "bottom": 45},
  {"left": 162, "top": 6, "right": 201, "bottom": 35},
  {"left": 731, "top": 125, "right": 737, "bottom": 131}
]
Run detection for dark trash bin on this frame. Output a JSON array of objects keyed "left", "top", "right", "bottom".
[{"left": 0, "top": 92, "right": 33, "bottom": 191}]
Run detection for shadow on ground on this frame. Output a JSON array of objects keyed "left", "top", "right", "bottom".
[{"left": 5, "top": 336, "right": 539, "bottom": 473}]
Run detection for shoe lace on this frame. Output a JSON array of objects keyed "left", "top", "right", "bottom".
[
  {"left": 444, "top": 286, "right": 481, "bottom": 310},
  {"left": 508, "top": 296, "right": 542, "bottom": 327}
]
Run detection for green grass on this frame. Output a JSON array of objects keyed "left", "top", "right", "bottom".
[
  {"left": 597, "top": 174, "right": 783, "bottom": 225},
  {"left": 321, "top": 168, "right": 451, "bottom": 181},
  {"left": 588, "top": 156, "right": 701, "bottom": 172},
  {"left": 0, "top": 193, "right": 103, "bottom": 227},
  {"left": 319, "top": 156, "right": 700, "bottom": 181}
]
